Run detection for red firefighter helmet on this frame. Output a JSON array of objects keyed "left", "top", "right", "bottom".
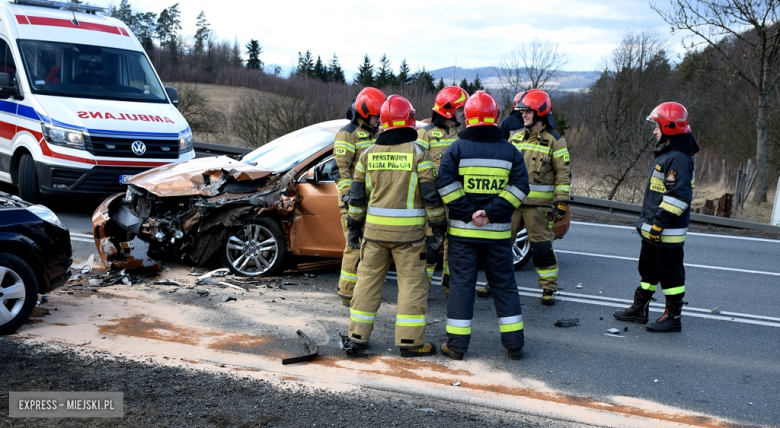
[
  {"left": 647, "top": 102, "right": 691, "bottom": 135},
  {"left": 432, "top": 86, "right": 469, "bottom": 118},
  {"left": 354, "top": 87, "right": 386, "bottom": 119},
  {"left": 464, "top": 90, "right": 499, "bottom": 127},
  {"left": 380, "top": 95, "right": 416, "bottom": 131},
  {"left": 513, "top": 89, "right": 552, "bottom": 116}
]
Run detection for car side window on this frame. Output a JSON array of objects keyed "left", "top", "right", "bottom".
[{"left": 317, "top": 158, "right": 337, "bottom": 182}]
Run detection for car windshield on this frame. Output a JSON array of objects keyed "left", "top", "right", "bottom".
[
  {"left": 242, "top": 125, "right": 336, "bottom": 172},
  {"left": 18, "top": 40, "right": 168, "bottom": 103}
]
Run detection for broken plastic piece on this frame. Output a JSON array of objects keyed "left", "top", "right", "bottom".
[
  {"left": 197, "top": 268, "right": 229, "bottom": 281},
  {"left": 81, "top": 254, "right": 94, "bottom": 274},
  {"left": 554, "top": 318, "right": 579, "bottom": 328},
  {"left": 607, "top": 328, "right": 621, "bottom": 334},
  {"left": 282, "top": 330, "right": 319, "bottom": 365}
]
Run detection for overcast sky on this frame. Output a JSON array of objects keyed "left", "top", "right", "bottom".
[{"left": 90, "top": 0, "right": 689, "bottom": 73}]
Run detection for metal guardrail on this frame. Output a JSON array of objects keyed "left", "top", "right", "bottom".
[
  {"left": 570, "top": 195, "right": 780, "bottom": 234},
  {"left": 193, "top": 141, "right": 252, "bottom": 159},
  {"left": 192, "top": 141, "right": 780, "bottom": 234}
]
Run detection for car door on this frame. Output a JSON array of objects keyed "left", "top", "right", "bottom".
[{"left": 290, "top": 156, "right": 344, "bottom": 257}]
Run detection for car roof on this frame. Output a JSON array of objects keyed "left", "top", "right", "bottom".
[{"left": 311, "top": 119, "right": 431, "bottom": 133}]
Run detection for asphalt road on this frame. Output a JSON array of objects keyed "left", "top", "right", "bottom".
[{"left": 39, "top": 196, "right": 780, "bottom": 427}]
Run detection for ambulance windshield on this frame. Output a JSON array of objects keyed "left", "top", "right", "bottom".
[{"left": 18, "top": 40, "right": 168, "bottom": 103}]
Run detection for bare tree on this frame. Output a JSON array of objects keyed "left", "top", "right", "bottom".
[
  {"left": 494, "top": 39, "right": 569, "bottom": 109},
  {"left": 652, "top": 0, "right": 780, "bottom": 202},
  {"left": 588, "top": 29, "right": 677, "bottom": 201}
]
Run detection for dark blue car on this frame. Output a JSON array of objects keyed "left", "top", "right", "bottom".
[{"left": 0, "top": 192, "right": 71, "bottom": 334}]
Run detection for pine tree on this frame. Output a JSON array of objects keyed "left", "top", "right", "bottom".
[
  {"left": 133, "top": 11, "right": 157, "bottom": 52},
  {"left": 412, "top": 67, "right": 435, "bottom": 92},
  {"left": 296, "top": 51, "right": 315, "bottom": 78},
  {"left": 156, "top": 4, "right": 181, "bottom": 65},
  {"left": 355, "top": 54, "right": 374, "bottom": 86},
  {"left": 193, "top": 11, "right": 210, "bottom": 56},
  {"left": 472, "top": 75, "right": 484, "bottom": 92},
  {"left": 375, "top": 54, "right": 395, "bottom": 88},
  {"left": 230, "top": 38, "right": 243, "bottom": 68},
  {"left": 460, "top": 77, "right": 471, "bottom": 94},
  {"left": 397, "top": 59, "right": 411, "bottom": 86},
  {"left": 327, "top": 53, "right": 346, "bottom": 84},
  {"left": 313, "top": 55, "right": 328, "bottom": 82},
  {"left": 435, "top": 78, "right": 445, "bottom": 92},
  {"left": 110, "top": 0, "right": 134, "bottom": 26},
  {"left": 245, "top": 40, "right": 263, "bottom": 69}
]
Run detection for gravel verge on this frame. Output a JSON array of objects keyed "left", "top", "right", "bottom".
[{"left": 0, "top": 338, "right": 591, "bottom": 428}]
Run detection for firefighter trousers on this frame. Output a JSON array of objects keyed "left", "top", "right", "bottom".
[
  {"left": 637, "top": 239, "right": 686, "bottom": 301},
  {"left": 425, "top": 223, "right": 449, "bottom": 285},
  {"left": 445, "top": 238, "right": 524, "bottom": 354},
  {"left": 338, "top": 212, "right": 360, "bottom": 298},
  {"left": 348, "top": 239, "right": 430, "bottom": 348},
  {"left": 511, "top": 206, "right": 559, "bottom": 292}
]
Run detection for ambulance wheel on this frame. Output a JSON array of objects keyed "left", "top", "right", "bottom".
[
  {"left": 18, "top": 154, "right": 41, "bottom": 204},
  {"left": 220, "top": 216, "right": 288, "bottom": 276},
  {"left": 513, "top": 227, "right": 532, "bottom": 270}
]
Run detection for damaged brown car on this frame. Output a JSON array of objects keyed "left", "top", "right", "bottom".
[
  {"left": 92, "top": 119, "right": 570, "bottom": 276},
  {"left": 92, "top": 120, "right": 348, "bottom": 276}
]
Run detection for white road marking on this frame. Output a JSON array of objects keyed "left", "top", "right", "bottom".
[
  {"left": 555, "top": 250, "right": 780, "bottom": 276},
  {"left": 571, "top": 220, "right": 780, "bottom": 243},
  {"left": 70, "top": 232, "right": 93, "bottom": 243},
  {"left": 385, "top": 273, "right": 780, "bottom": 328}
]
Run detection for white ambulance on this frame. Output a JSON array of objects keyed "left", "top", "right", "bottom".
[{"left": 0, "top": 0, "right": 193, "bottom": 203}]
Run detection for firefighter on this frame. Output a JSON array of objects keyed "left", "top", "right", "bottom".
[
  {"left": 417, "top": 86, "right": 469, "bottom": 291},
  {"left": 346, "top": 95, "right": 447, "bottom": 357},
  {"left": 614, "top": 102, "right": 698, "bottom": 332},
  {"left": 504, "top": 89, "right": 570, "bottom": 306},
  {"left": 437, "top": 91, "right": 530, "bottom": 360},
  {"left": 334, "top": 87, "right": 386, "bottom": 306}
]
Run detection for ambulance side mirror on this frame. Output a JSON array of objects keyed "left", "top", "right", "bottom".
[
  {"left": 0, "top": 73, "right": 21, "bottom": 100},
  {"left": 165, "top": 86, "right": 178, "bottom": 108}
]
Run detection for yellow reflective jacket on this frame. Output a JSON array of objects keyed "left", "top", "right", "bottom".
[
  {"left": 416, "top": 123, "right": 459, "bottom": 170},
  {"left": 348, "top": 141, "right": 445, "bottom": 244},
  {"left": 508, "top": 126, "right": 570, "bottom": 205},
  {"left": 333, "top": 118, "right": 377, "bottom": 209}
]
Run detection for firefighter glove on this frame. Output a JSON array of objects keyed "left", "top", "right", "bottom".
[
  {"left": 430, "top": 220, "right": 447, "bottom": 251},
  {"left": 347, "top": 217, "right": 364, "bottom": 250},
  {"left": 550, "top": 201, "right": 568, "bottom": 223},
  {"left": 649, "top": 225, "right": 663, "bottom": 243}
]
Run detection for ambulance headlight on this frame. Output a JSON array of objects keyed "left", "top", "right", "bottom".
[
  {"left": 179, "top": 130, "right": 192, "bottom": 153},
  {"left": 42, "top": 123, "right": 86, "bottom": 150}
]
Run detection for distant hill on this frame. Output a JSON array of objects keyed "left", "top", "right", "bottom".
[{"left": 430, "top": 66, "right": 600, "bottom": 92}]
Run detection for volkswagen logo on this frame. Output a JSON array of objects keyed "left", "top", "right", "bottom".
[{"left": 131, "top": 141, "right": 146, "bottom": 156}]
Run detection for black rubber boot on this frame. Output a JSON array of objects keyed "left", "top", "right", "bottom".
[
  {"left": 541, "top": 290, "right": 555, "bottom": 306},
  {"left": 507, "top": 347, "right": 523, "bottom": 361},
  {"left": 646, "top": 300, "right": 683, "bottom": 332},
  {"left": 613, "top": 287, "right": 652, "bottom": 323}
]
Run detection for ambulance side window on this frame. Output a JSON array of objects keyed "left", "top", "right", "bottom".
[{"left": 0, "top": 39, "right": 17, "bottom": 82}]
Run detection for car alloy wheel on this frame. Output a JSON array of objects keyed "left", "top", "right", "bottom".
[
  {"left": 513, "top": 227, "right": 532, "bottom": 269},
  {"left": 0, "top": 253, "right": 38, "bottom": 335},
  {"left": 222, "top": 218, "right": 286, "bottom": 276}
]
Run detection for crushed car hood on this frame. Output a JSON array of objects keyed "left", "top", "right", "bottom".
[{"left": 129, "top": 156, "right": 274, "bottom": 197}]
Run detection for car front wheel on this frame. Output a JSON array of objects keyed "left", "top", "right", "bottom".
[
  {"left": 220, "top": 217, "right": 287, "bottom": 276},
  {"left": 513, "top": 228, "right": 532, "bottom": 270},
  {"left": 0, "top": 253, "right": 39, "bottom": 335}
]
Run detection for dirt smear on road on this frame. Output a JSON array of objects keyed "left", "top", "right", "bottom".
[{"left": 15, "top": 264, "right": 742, "bottom": 428}]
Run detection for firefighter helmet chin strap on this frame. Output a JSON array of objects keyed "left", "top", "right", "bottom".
[{"left": 359, "top": 116, "right": 377, "bottom": 134}]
